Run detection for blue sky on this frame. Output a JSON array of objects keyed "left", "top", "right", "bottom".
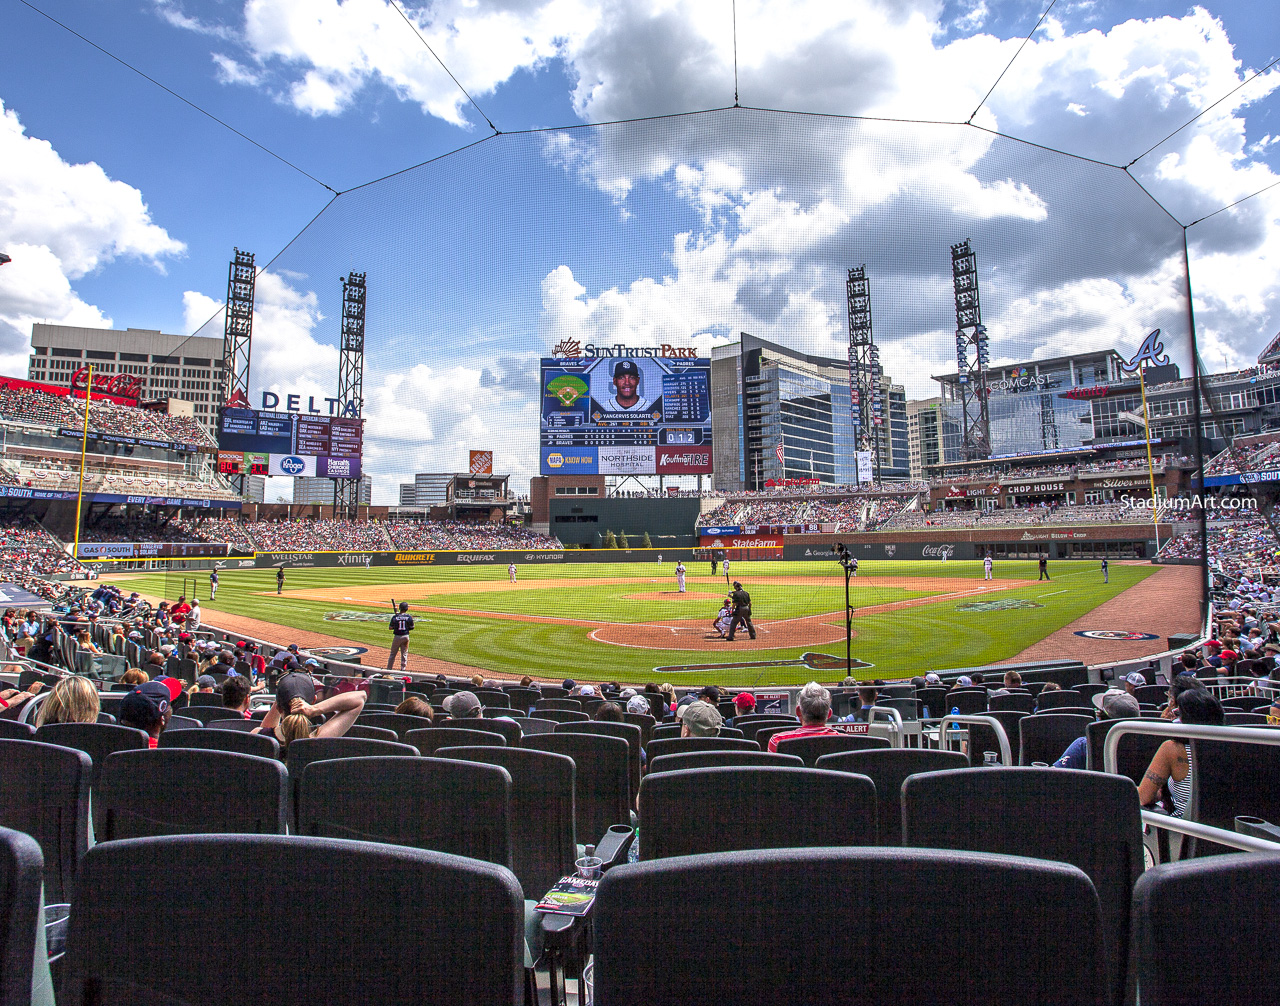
[{"left": 0, "top": 0, "right": 1277, "bottom": 499}]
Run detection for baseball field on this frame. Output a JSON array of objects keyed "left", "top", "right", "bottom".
[{"left": 110, "top": 558, "right": 1199, "bottom": 685}]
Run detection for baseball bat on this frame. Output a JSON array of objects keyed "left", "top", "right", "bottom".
[{"left": 391, "top": 597, "right": 397, "bottom": 613}]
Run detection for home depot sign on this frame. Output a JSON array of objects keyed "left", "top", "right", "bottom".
[{"left": 469, "top": 450, "right": 493, "bottom": 476}]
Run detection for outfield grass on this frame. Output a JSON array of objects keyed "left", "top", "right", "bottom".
[{"left": 113, "top": 559, "right": 1162, "bottom": 685}]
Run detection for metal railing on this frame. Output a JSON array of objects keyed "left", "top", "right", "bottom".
[
  {"left": 934, "top": 714, "right": 1013, "bottom": 767},
  {"left": 1103, "top": 720, "right": 1280, "bottom": 854}
]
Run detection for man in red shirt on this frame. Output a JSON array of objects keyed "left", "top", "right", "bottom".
[
  {"left": 768, "top": 682, "right": 839, "bottom": 753},
  {"left": 170, "top": 596, "right": 192, "bottom": 620}
]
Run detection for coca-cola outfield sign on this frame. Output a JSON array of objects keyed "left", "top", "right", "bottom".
[{"left": 70, "top": 367, "right": 143, "bottom": 402}]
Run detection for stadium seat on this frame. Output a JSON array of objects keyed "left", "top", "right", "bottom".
[
  {"left": 1133, "top": 685, "right": 1168, "bottom": 706},
  {"left": 528, "top": 708, "right": 589, "bottom": 724},
  {"left": 0, "top": 739, "right": 90, "bottom": 904},
  {"left": 814, "top": 748, "right": 969, "bottom": 844},
  {"left": 435, "top": 746, "right": 577, "bottom": 899},
  {"left": 733, "top": 716, "right": 796, "bottom": 744},
  {"left": 643, "top": 693, "right": 668, "bottom": 720},
  {"left": 1186, "top": 734, "right": 1280, "bottom": 857},
  {"left": 966, "top": 711, "right": 1027, "bottom": 766},
  {"left": 1132, "top": 853, "right": 1280, "bottom": 1006},
  {"left": 284, "top": 737, "right": 418, "bottom": 830},
  {"left": 34, "top": 722, "right": 151, "bottom": 839},
  {"left": 639, "top": 767, "right": 875, "bottom": 859},
  {"left": 185, "top": 692, "right": 222, "bottom": 706},
  {"left": 523, "top": 733, "right": 631, "bottom": 842},
  {"left": 1019, "top": 713, "right": 1093, "bottom": 765},
  {"left": 752, "top": 724, "right": 800, "bottom": 750},
  {"left": 915, "top": 686, "right": 948, "bottom": 719},
  {"left": 95, "top": 712, "right": 116, "bottom": 724},
  {"left": 298, "top": 756, "right": 512, "bottom": 867},
  {"left": 407, "top": 727, "right": 506, "bottom": 756},
  {"left": 60, "top": 834, "right": 525, "bottom": 1006},
  {"left": 511, "top": 716, "right": 557, "bottom": 735},
  {"left": 355, "top": 712, "right": 433, "bottom": 740},
  {"left": 646, "top": 736, "right": 760, "bottom": 761},
  {"left": 166, "top": 715, "right": 201, "bottom": 731},
  {"left": 592, "top": 847, "right": 1108, "bottom": 1006},
  {"left": 474, "top": 689, "right": 511, "bottom": 708},
  {"left": 647, "top": 750, "right": 804, "bottom": 774},
  {"left": 774, "top": 733, "right": 888, "bottom": 765},
  {"left": 1076, "top": 683, "right": 1110, "bottom": 702},
  {"left": 535, "top": 698, "right": 581, "bottom": 712},
  {"left": 651, "top": 723, "right": 683, "bottom": 741},
  {"left": 555, "top": 721, "right": 642, "bottom": 801},
  {"left": 159, "top": 726, "right": 280, "bottom": 760},
  {"left": 443, "top": 716, "right": 523, "bottom": 744},
  {"left": 0, "top": 721, "right": 34, "bottom": 740},
  {"left": 902, "top": 767, "right": 1141, "bottom": 1006},
  {"left": 623, "top": 711, "right": 656, "bottom": 748},
  {"left": 177, "top": 705, "right": 246, "bottom": 725},
  {"left": 97, "top": 748, "right": 287, "bottom": 839},
  {"left": 505, "top": 687, "right": 540, "bottom": 713},
  {"left": 1220, "top": 696, "right": 1270, "bottom": 712},
  {"left": 989, "top": 692, "right": 1036, "bottom": 713},
  {"left": 1224, "top": 711, "right": 1269, "bottom": 725},
  {"left": 204, "top": 717, "right": 260, "bottom": 732},
  {"left": 343, "top": 724, "right": 401, "bottom": 742},
  {"left": 0, "top": 824, "right": 49, "bottom": 1006},
  {"left": 538, "top": 686, "right": 570, "bottom": 699},
  {"left": 943, "top": 688, "right": 988, "bottom": 716},
  {"left": 1085, "top": 719, "right": 1162, "bottom": 779}
]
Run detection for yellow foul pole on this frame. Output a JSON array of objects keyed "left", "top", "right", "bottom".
[
  {"left": 72, "top": 365, "right": 93, "bottom": 572},
  {"left": 1137, "top": 364, "right": 1160, "bottom": 551}
]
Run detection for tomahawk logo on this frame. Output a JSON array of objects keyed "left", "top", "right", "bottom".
[{"left": 1122, "top": 329, "right": 1171, "bottom": 372}]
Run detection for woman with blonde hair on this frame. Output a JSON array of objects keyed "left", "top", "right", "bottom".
[
  {"left": 76, "top": 628, "right": 101, "bottom": 654},
  {"left": 659, "top": 682, "right": 676, "bottom": 714},
  {"left": 256, "top": 671, "right": 365, "bottom": 755},
  {"left": 35, "top": 675, "right": 101, "bottom": 726},
  {"left": 120, "top": 668, "right": 149, "bottom": 685}
]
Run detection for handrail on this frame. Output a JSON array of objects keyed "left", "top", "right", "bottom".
[
  {"left": 936, "top": 714, "right": 1012, "bottom": 767},
  {"left": 1105, "top": 720, "right": 1280, "bottom": 855}
]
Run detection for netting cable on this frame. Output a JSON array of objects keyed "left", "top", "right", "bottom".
[
  {"left": 732, "top": 0, "right": 740, "bottom": 107},
  {"left": 15, "top": 0, "right": 338, "bottom": 194},
  {"left": 966, "top": 0, "right": 1059, "bottom": 124},
  {"left": 384, "top": 0, "right": 500, "bottom": 134}
]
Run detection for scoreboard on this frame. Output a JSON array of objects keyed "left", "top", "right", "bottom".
[
  {"left": 540, "top": 356, "right": 712, "bottom": 475},
  {"left": 217, "top": 408, "right": 363, "bottom": 479}
]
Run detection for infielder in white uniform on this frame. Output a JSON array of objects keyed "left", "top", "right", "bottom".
[
  {"left": 508, "top": 562, "right": 517, "bottom": 583},
  {"left": 984, "top": 554, "right": 993, "bottom": 580},
  {"left": 675, "top": 561, "right": 686, "bottom": 592}
]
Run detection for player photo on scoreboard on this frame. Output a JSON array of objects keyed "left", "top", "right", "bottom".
[{"left": 589, "top": 358, "right": 664, "bottom": 419}]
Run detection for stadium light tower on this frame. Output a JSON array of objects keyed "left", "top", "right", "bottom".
[
  {"left": 951, "top": 240, "right": 992, "bottom": 460},
  {"left": 220, "top": 248, "right": 256, "bottom": 496},
  {"left": 847, "top": 265, "right": 883, "bottom": 483},
  {"left": 334, "top": 271, "right": 366, "bottom": 516}
]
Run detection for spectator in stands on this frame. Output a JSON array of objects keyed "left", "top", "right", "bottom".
[
  {"left": 0, "top": 680, "right": 43, "bottom": 716},
  {"left": 1003, "top": 670, "right": 1022, "bottom": 689},
  {"left": 658, "top": 683, "right": 676, "bottom": 714},
  {"left": 121, "top": 667, "right": 150, "bottom": 685},
  {"left": 119, "top": 681, "right": 174, "bottom": 748},
  {"left": 768, "top": 682, "right": 839, "bottom": 752},
  {"left": 594, "top": 701, "right": 624, "bottom": 723},
  {"left": 1162, "top": 673, "right": 1205, "bottom": 720},
  {"left": 1052, "top": 690, "right": 1139, "bottom": 769},
  {"left": 1121, "top": 671, "right": 1146, "bottom": 696},
  {"left": 1138, "top": 689, "right": 1223, "bottom": 818},
  {"left": 519, "top": 675, "right": 534, "bottom": 687},
  {"left": 444, "top": 691, "right": 482, "bottom": 720},
  {"left": 34, "top": 676, "right": 101, "bottom": 727},
  {"left": 470, "top": 673, "right": 485, "bottom": 688},
  {"left": 260, "top": 671, "right": 365, "bottom": 752},
  {"left": 842, "top": 686, "right": 879, "bottom": 723},
  {"left": 678, "top": 700, "right": 723, "bottom": 737},
  {"left": 222, "top": 676, "right": 252, "bottom": 718},
  {"left": 727, "top": 691, "right": 755, "bottom": 726},
  {"left": 394, "top": 696, "right": 434, "bottom": 720},
  {"left": 626, "top": 694, "right": 652, "bottom": 716}
]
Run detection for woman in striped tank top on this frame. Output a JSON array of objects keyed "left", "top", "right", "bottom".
[{"left": 1138, "top": 689, "right": 1224, "bottom": 817}]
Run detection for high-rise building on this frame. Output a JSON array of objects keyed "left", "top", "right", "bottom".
[
  {"left": 244, "top": 475, "right": 266, "bottom": 503},
  {"left": 906, "top": 397, "right": 944, "bottom": 481},
  {"left": 710, "top": 332, "right": 909, "bottom": 490},
  {"left": 28, "top": 324, "right": 224, "bottom": 439},
  {"left": 292, "top": 475, "right": 371, "bottom": 505}
]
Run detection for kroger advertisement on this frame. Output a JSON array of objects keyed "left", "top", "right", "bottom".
[
  {"left": 217, "top": 407, "right": 362, "bottom": 479},
  {"left": 539, "top": 352, "right": 712, "bottom": 475}
]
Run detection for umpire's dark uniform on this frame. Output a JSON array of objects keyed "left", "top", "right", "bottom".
[
  {"left": 276, "top": 566, "right": 285, "bottom": 594},
  {"left": 727, "top": 582, "right": 756, "bottom": 640}
]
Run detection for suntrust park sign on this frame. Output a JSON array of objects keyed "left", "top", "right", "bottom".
[{"left": 551, "top": 339, "right": 699, "bottom": 360}]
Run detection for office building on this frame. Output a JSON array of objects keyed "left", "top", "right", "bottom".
[
  {"left": 28, "top": 323, "right": 224, "bottom": 439},
  {"left": 906, "top": 397, "right": 944, "bottom": 481},
  {"left": 710, "top": 333, "right": 909, "bottom": 490},
  {"left": 292, "top": 475, "right": 371, "bottom": 505}
]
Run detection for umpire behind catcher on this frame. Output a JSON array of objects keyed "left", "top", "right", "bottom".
[
  {"left": 387, "top": 602, "right": 415, "bottom": 670},
  {"left": 727, "top": 581, "right": 756, "bottom": 641}
]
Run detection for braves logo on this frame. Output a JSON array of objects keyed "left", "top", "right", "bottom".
[{"left": 1122, "top": 329, "right": 1171, "bottom": 372}]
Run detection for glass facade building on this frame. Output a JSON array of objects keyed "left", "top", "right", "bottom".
[{"left": 711, "top": 333, "right": 909, "bottom": 490}]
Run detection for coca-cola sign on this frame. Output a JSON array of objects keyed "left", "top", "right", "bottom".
[{"left": 70, "top": 367, "right": 142, "bottom": 402}]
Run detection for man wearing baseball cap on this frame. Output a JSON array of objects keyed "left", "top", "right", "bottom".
[
  {"left": 119, "top": 680, "right": 175, "bottom": 748},
  {"left": 679, "top": 700, "right": 723, "bottom": 738},
  {"left": 1052, "top": 689, "right": 1140, "bottom": 768},
  {"left": 1122, "top": 671, "right": 1147, "bottom": 696},
  {"left": 607, "top": 360, "right": 649, "bottom": 412}
]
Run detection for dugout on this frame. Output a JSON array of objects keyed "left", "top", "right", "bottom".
[{"left": 548, "top": 496, "right": 701, "bottom": 547}]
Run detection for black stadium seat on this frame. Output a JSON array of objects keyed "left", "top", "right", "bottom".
[
  {"left": 284, "top": 737, "right": 418, "bottom": 829},
  {"left": 523, "top": 733, "right": 630, "bottom": 842},
  {"left": 646, "top": 736, "right": 759, "bottom": 760},
  {"left": 512, "top": 716, "right": 558, "bottom": 735},
  {"left": 34, "top": 721, "right": 150, "bottom": 839},
  {"left": 408, "top": 727, "right": 506, "bottom": 756},
  {"left": 555, "top": 721, "right": 642, "bottom": 805},
  {"left": 445, "top": 716, "right": 523, "bottom": 745},
  {"left": 159, "top": 726, "right": 280, "bottom": 760},
  {"left": 814, "top": 748, "right": 968, "bottom": 844},
  {"left": 0, "top": 739, "right": 90, "bottom": 905},
  {"left": 774, "top": 733, "right": 888, "bottom": 765},
  {"left": 343, "top": 724, "right": 401, "bottom": 742},
  {"left": 592, "top": 847, "right": 1108, "bottom": 1006},
  {"left": 0, "top": 825, "right": 48, "bottom": 1006},
  {"left": 639, "top": 766, "right": 876, "bottom": 859},
  {"left": 97, "top": 748, "right": 288, "bottom": 839},
  {"left": 902, "top": 767, "right": 1142, "bottom": 1006},
  {"left": 355, "top": 712, "right": 433, "bottom": 740},
  {"left": 61, "top": 835, "right": 526, "bottom": 1006},
  {"left": 1019, "top": 713, "right": 1092, "bottom": 765},
  {"left": 647, "top": 750, "right": 803, "bottom": 774},
  {"left": 297, "top": 756, "right": 513, "bottom": 867},
  {"left": 0, "top": 721, "right": 34, "bottom": 740}
]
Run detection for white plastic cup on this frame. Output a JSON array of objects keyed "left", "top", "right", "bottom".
[{"left": 575, "top": 856, "right": 603, "bottom": 879}]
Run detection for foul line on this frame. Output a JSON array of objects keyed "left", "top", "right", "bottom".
[{"left": 1038, "top": 589, "right": 1067, "bottom": 597}]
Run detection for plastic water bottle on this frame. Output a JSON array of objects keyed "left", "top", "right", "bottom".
[
  {"left": 922, "top": 705, "right": 930, "bottom": 720},
  {"left": 948, "top": 706, "right": 960, "bottom": 730}
]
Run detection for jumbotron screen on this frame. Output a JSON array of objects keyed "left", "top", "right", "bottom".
[
  {"left": 540, "top": 355, "right": 712, "bottom": 475},
  {"left": 216, "top": 407, "right": 363, "bottom": 479}
]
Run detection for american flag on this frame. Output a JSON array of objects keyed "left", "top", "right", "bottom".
[{"left": 775, "top": 440, "right": 784, "bottom": 465}]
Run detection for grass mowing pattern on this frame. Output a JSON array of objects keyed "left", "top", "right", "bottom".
[{"left": 117, "top": 559, "right": 1160, "bottom": 684}]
